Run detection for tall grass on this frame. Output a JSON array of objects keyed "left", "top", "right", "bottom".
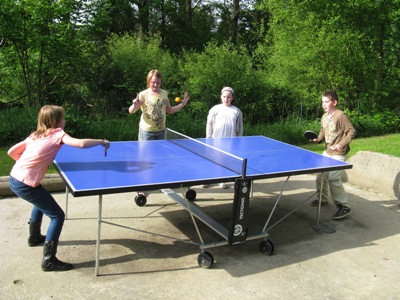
[{"left": 244, "top": 117, "right": 320, "bottom": 145}]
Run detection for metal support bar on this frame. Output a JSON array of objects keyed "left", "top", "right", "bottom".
[
  {"left": 95, "top": 195, "right": 103, "bottom": 276},
  {"left": 313, "top": 172, "right": 336, "bottom": 234},
  {"left": 161, "top": 189, "right": 229, "bottom": 239},
  {"left": 261, "top": 176, "right": 291, "bottom": 233},
  {"left": 65, "top": 187, "right": 69, "bottom": 220}
]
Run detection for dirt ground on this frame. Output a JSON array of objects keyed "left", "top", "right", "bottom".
[{"left": 1, "top": 174, "right": 400, "bottom": 300}]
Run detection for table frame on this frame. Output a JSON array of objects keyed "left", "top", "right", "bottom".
[{"left": 63, "top": 171, "right": 333, "bottom": 276}]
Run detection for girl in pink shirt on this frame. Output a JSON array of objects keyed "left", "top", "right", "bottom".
[{"left": 8, "top": 105, "right": 110, "bottom": 272}]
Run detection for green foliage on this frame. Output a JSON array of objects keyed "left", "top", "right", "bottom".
[
  {"left": 1, "top": 0, "right": 400, "bottom": 180},
  {"left": 0, "top": 48, "right": 24, "bottom": 103},
  {"left": 0, "top": 107, "right": 37, "bottom": 146},
  {"left": 107, "top": 35, "right": 169, "bottom": 92},
  {"left": 1, "top": 0, "right": 399, "bottom": 141},
  {"left": 264, "top": 0, "right": 400, "bottom": 115},
  {"left": 180, "top": 41, "right": 273, "bottom": 124},
  {"left": 0, "top": 0, "right": 87, "bottom": 107},
  {"left": 77, "top": 115, "right": 140, "bottom": 142},
  {"left": 91, "top": 34, "right": 178, "bottom": 116},
  {"left": 244, "top": 117, "right": 320, "bottom": 146},
  {"left": 167, "top": 110, "right": 207, "bottom": 138},
  {"left": 346, "top": 109, "right": 400, "bottom": 137}
]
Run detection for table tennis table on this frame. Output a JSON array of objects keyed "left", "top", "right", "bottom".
[{"left": 53, "top": 129, "right": 352, "bottom": 275}]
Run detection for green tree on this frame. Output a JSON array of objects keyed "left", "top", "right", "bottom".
[
  {"left": 85, "top": 0, "right": 139, "bottom": 42},
  {"left": 93, "top": 34, "right": 177, "bottom": 115},
  {"left": 181, "top": 41, "right": 273, "bottom": 124},
  {"left": 263, "top": 0, "right": 400, "bottom": 116},
  {"left": 0, "top": 0, "right": 88, "bottom": 107}
]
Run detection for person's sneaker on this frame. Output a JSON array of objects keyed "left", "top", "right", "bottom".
[
  {"left": 331, "top": 205, "right": 352, "bottom": 220},
  {"left": 219, "top": 183, "right": 229, "bottom": 189},
  {"left": 310, "top": 199, "right": 329, "bottom": 207}
]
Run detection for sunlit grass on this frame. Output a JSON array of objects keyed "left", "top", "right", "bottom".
[{"left": 300, "top": 133, "right": 400, "bottom": 158}]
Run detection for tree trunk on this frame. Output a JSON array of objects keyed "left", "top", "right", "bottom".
[
  {"left": 231, "top": 0, "right": 239, "bottom": 45},
  {"left": 138, "top": 0, "right": 149, "bottom": 35}
]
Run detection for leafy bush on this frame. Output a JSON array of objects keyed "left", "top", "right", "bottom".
[
  {"left": 96, "top": 35, "right": 178, "bottom": 117},
  {"left": 181, "top": 41, "right": 274, "bottom": 125},
  {"left": 0, "top": 107, "right": 37, "bottom": 145},
  {"left": 0, "top": 105, "right": 398, "bottom": 148},
  {"left": 245, "top": 116, "right": 320, "bottom": 145},
  {"left": 346, "top": 109, "right": 400, "bottom": 137}
]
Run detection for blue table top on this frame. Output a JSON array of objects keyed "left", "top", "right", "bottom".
[{"left": 54, "top": 136, "right": 351, "bottom": 196}]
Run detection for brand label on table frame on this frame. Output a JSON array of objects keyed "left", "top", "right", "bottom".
[{"left": 229, "top": 178, "right": 251, "bottom": 245}]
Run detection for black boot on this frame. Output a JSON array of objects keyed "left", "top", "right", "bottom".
[
  {"left": 41, "top": 240, "right": 73, "bottom": 272},
  {"left": 28, "top": 220, "right": 46, "bottom": 247}
]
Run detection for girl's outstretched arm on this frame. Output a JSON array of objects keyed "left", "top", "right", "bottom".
[{"left": 62, "top": 134, "right": 110, "bottom": 149}]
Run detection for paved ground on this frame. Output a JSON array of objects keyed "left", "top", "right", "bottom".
[{"left": 1, "top": 175, "right": 399, "bottom": 299}]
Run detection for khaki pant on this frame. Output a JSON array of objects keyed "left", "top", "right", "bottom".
[{"left": 316, "top": 151, "right": 349, "bottom": 207}]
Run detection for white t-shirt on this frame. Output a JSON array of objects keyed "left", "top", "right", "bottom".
[{"left": 206, "top": 104, "right": 243, "bottom": 138}]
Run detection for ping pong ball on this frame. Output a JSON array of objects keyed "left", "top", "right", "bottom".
[{"left": 175, "top": 97, "right": 181, "bottom": 103}]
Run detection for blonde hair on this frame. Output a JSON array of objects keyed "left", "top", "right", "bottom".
[
  {"left": 146, "top": 69, "right": 162, "bottom": 87},
  {"left": 32, "top": 105, "right": 65, "bottom": 139}
]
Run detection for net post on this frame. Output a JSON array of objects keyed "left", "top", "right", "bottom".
[{"left": 241, "top": 158, "right": 247, "bottom": 178}]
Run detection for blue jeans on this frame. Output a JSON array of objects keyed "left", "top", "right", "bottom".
[
  {"left": 9, "top": 176, "right": 65, "bottom": 241},
  {"left": 138, "top": 128, "right": 166, "bottom": 141}
]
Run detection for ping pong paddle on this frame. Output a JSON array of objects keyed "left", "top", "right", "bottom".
[{"left": 303, "top": 130, "right": 318, "bottom": 141}]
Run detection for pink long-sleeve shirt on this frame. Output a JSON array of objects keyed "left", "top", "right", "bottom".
[{"left": 10, "top": 128, "right": 65, "bottom": 187}]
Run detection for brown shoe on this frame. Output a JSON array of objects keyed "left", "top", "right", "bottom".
[{"left": 310, "top": 199, "right": 329, "bottom": 207}]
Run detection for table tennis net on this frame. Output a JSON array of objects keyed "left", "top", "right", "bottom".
[{"left": 166, "top": 128, "right": 246, "bottom": 177}]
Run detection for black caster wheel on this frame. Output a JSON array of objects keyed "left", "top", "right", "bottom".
[
  {"left": 185, "top": 189, "right": 197, "bottom": 201},
  {"left": 135, "top": 194, "right": 147, "bottom": 206},
  {"left": 197, "top": 251, "right": 214, "bottom": 269},
  {"left": 259, "top": 239, "right": 274, "bottom": 255}
]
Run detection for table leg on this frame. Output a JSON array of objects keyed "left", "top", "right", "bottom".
[
  {"left": 313, "top": 172, "right": 335, "bottom": 234},
  {"left": 95, "top": 195, "right": 103, "bottom": 276},
  {"left": 65, "top": 187, "right": 69, "bottom": 220}
]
